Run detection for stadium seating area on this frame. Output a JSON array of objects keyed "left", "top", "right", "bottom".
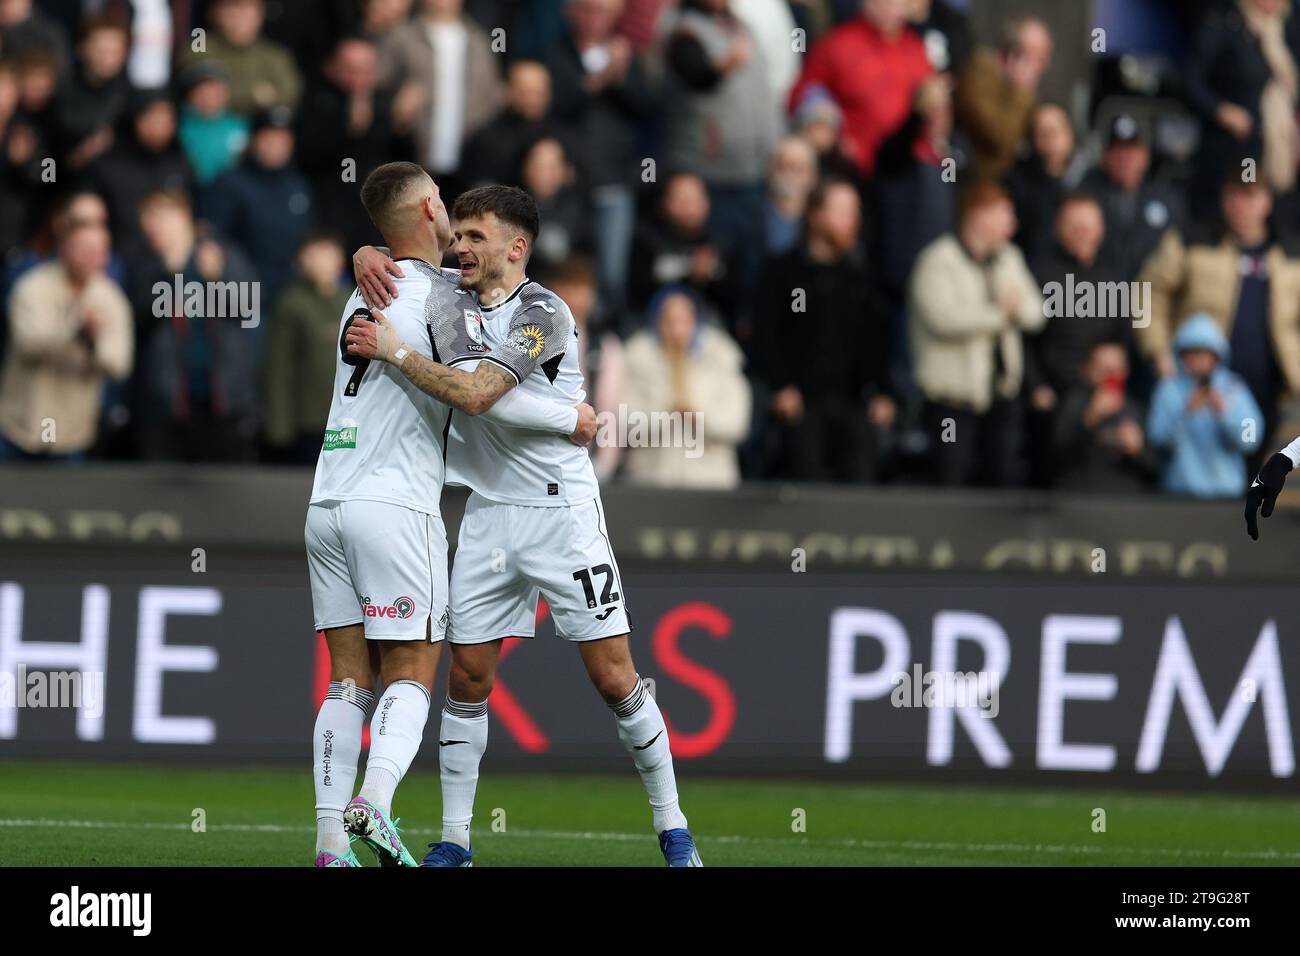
[{"left": 0, "top": 0, "right": 1296, "bottom": 498}]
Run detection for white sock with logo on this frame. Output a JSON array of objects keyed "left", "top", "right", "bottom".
[
  {"left": 314, "top": 681, "right": 375, "bottom": 855},
  {"left": 612, "top": 677, "right": 688, "bottom": 833},
  {"left": 359, "top": 679, "right": 431, "bottom": 817},
  {"left": 439, "top": 697, "right": 489, "bottom": 849}
]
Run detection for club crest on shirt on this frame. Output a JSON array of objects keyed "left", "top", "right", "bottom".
[
  {"left": 508, "top": 323, "right": 546, "bottom": 359},
  {"left": 463, "top": 309, "right": 485, "bottom": 352}
]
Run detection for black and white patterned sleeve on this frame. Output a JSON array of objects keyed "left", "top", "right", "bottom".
[
  {"left": 480, "top": 287, "right": 569, "bottom": 385},
  {"left": 412, "top": 262, "right": 485, "bottom": 366}
]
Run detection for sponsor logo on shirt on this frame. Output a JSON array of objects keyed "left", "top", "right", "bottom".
[
  {"left": 362, "top": 595, "right": 416, "bottom": 620},
  {"left": 464, "top": 310, "right": 484, "bottom": 341},
  {"left": 508, "top": 323, "right": 546, "bottom": 358},
  {"left": 463, "top": 309, "right": 485, "bottom": 352},
  {"left": 322, "top": 426, "right": 358, "bottom": 451}
]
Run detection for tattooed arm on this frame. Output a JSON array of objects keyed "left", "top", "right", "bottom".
[
  {"left": 345, "top": 307, "right": 515, "bottom": 414},
  {"left": 401, "top": 349, "right": 517, "bottom": 416},
  {"left": 344, "top": 307, "right": 598, "bottom": 443}
]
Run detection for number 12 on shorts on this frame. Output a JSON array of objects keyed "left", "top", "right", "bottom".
[{"left": 572, "top": 564, "right": 619, "bottom": 610}]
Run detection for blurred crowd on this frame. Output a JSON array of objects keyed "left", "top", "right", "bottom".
[{"left": 1, "top": 0, "right": 1298, "bottom": 499}]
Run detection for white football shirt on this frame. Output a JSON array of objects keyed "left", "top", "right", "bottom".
[
  {"left": 309, "top": 261, "right": 465, "bottom": 516},
  {"left": 445, "top": 278, "right": 601, "bottom": 506}
]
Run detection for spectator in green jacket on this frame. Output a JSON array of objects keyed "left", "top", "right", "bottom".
[
  {"left": 183, "top": 0, "right": 302, "bottom": 116},
  {"left": 262, "top": 231, "right": 352, "bottom": 463}
]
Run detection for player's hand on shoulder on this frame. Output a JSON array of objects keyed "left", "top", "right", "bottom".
[
  {"left": 374, "top": 310, "right": 412, "bottom": 365},
  {"left": 570, "top": 403, "right": 598, "bottom": 447},
  {"left": 1246, "top": 451, "right": 1293, "bottom": 540},
  {"left": 344, "top": 309, "right": 379, "bottom": 361},
  {"left": 353, "top": 246, "right": 403, "bottom": 309},
  {"left": 345, "top": 308, "right": 408, "bottom": 365}
]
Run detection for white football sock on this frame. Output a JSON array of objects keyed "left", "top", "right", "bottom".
[
  {"left": 612, "top": 677, "right": 688, "bottom": 833},
  {"left": 439, "top": 697, "right": 489, "bottom": 849},
  {"left": 359, "top": 679, "right": 431, "bottom": 816},
  {"left": 314, "top": 680, "right": 374, "bottom": 855}
]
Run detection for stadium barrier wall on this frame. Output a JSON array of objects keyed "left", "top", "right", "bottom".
[{"left": 0, "top": 466, "right": 1297, "bottom": 790}]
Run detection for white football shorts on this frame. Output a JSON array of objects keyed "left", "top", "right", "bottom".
[
  {"left": 305, "top": 498, "right": 449, "bottom": 642},
  {"left": 448, "top": 493, "right": 631, "bottom": 644}
]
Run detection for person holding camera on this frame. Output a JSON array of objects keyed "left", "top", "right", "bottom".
[{"left": 1147, "top": 313, "right": 1263, "bottom": 498}]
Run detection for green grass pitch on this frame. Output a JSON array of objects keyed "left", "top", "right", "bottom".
[{"left": 2, "top": 761, "right": 1298, "bottom": 866}]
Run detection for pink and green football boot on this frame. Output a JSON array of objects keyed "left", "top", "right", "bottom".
[
  {"left": 343, "top": 797, "right": 418, "bottom": 867},
  {"left": 314, "top": 846, "right": 363, "bottom": 867}
]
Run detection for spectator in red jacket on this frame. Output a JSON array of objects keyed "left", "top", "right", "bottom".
[{"left": 787, "top": 0, "right": 932, "bottom": 179}]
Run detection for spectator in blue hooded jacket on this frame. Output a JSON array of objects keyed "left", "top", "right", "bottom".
[{"left": 1147, "top": 313, "right": 1263, "bottom": 498}]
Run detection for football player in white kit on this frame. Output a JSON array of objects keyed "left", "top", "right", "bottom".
[
  {"left": 308, "top": 165, "right": 597, "bottom": 868},
  {"left": 348, "top": 185, "right": 702, "bottom": 867}
]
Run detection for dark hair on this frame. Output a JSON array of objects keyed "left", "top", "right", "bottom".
[
  {"left": 507, "top": 57, "right": 548, "bottom": 77},
  {"left": 332, "top": 34, "right": 375, "bottom": 55},
  {"left": 78, "top": 12, "right": 130, "bottom": 43},
  {"left": 1030, "top": 101, "right": 1069, "bottom": 127},
  {"left": 1056, "top": 192, "right": 1102, "bottom": 217},
  {"left": 1084, "top": 337, "right": 1129, "bottom": 374},
  {"left": 806, "top": 177, "right": 858, "bottom": 216},
  {"left": 14, "top": 48, "right": 59, "bottom": 72},
  {"left": 453, "top": 184, "right": 540, "bottom": 244},
  {"left": 298, "top": 227, "right": 345, "bottom": 252},
  {"left": 138, "top": 188, "right": 193, "bottom": 217},
  {"left": 1221, "top": 162, "right": 1271, "bottom": 195},
  {"left": 541, "top": 253, "right": 596, "bottom": 287},
  {"left": 360, "top": 161, "right": 429, "bottom": 231},
  {"left": 516, "top": 134, "right": 570, "bottom": 185},
  {"left": 999, "top": 16, "right": 1047, "bottom": 57},
  {"left": 50, "top": 189, "right": 108, "bottom": 239}
]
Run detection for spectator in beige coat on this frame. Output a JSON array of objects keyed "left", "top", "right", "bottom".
[
  {"left": 620, "top": 286, "right": 751, "bottom": 489},
  {"left": 379, "top": 0, "right": 504, "bottom": 191},
  {"left": 1137, "top": 176, "right": 1300, "bottom": 449},
  {"left": 909, "top": 181, "right": 1044, "bottom": 485},
  {"left": 0, "top": 221, "right": 132, "bottom": 460}
]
